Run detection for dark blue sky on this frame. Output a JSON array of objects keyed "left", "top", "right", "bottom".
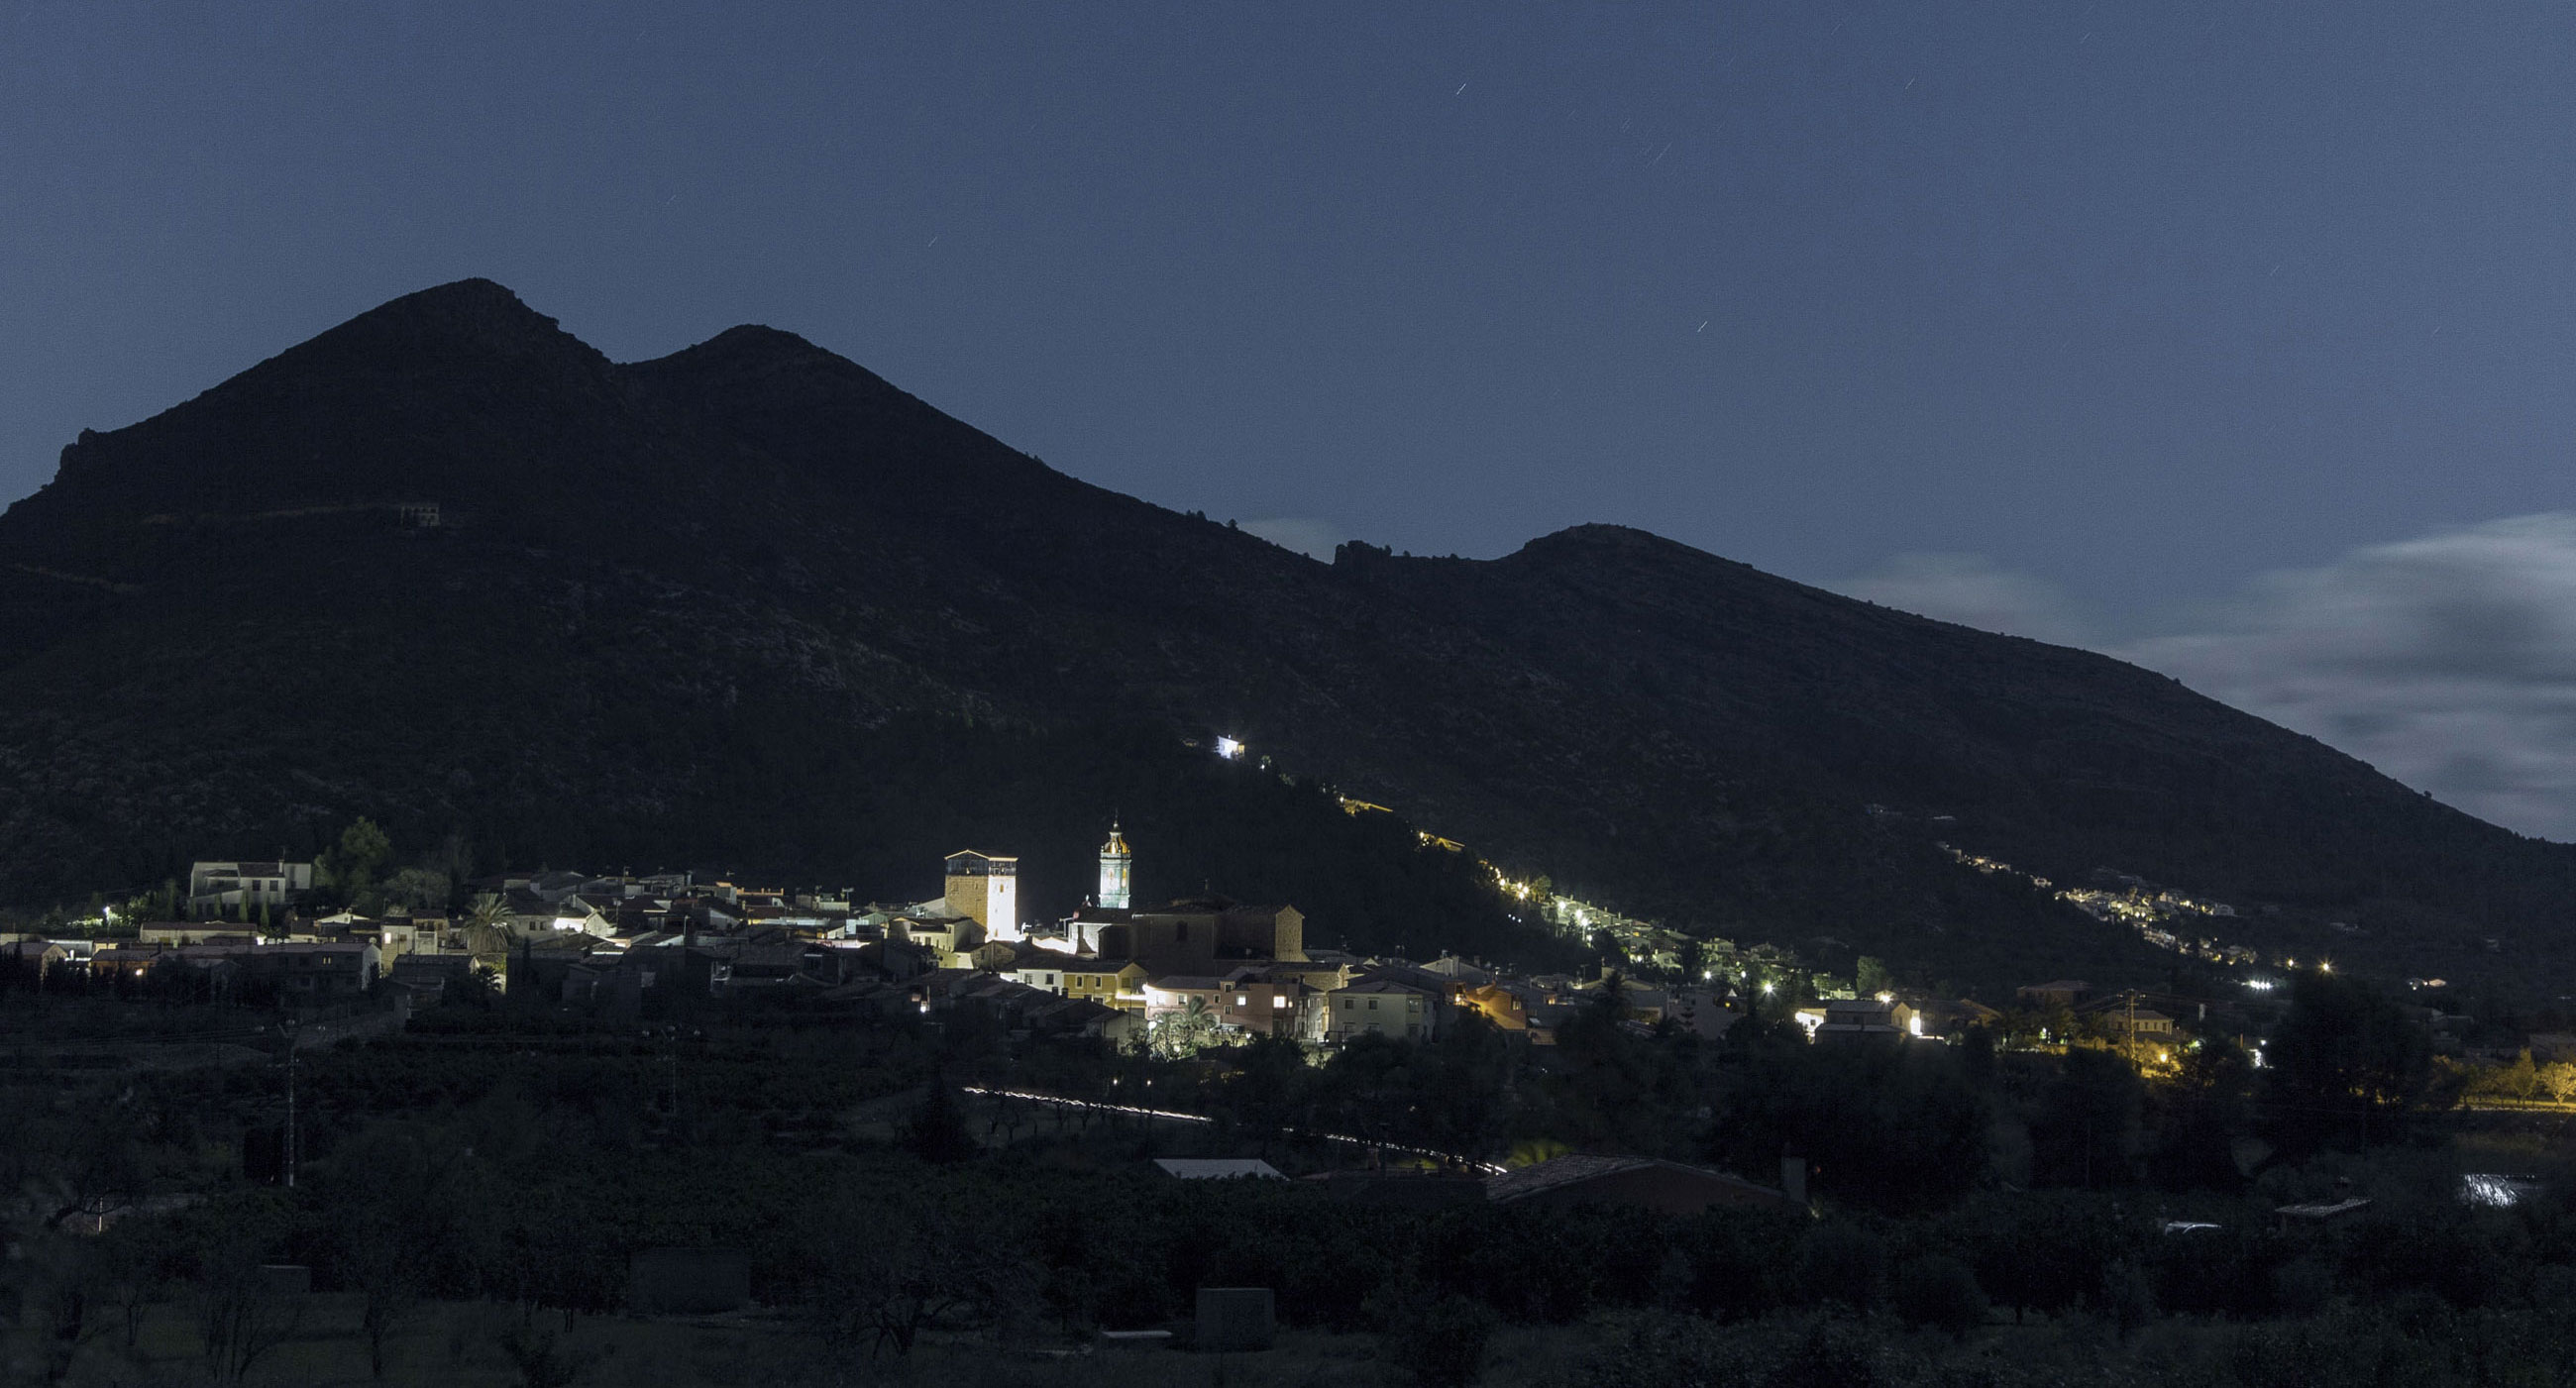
[{"left": 10, "top": 3, "right": 2576, "bottom": 831}]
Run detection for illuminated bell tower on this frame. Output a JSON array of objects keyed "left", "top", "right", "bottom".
[{"left": 1098, "top": 823, "right": 1132, "bottom": 909}]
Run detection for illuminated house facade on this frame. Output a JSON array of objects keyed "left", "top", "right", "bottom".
[
  {"left": 1327, "top": 978, "right": 1441, "bottom": 1041},
  {"left": 187, "top": 860, "right": 315, "bottom": 917}
]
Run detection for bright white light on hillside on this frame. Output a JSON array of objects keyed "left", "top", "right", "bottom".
[
  {"left": 1216, "top": 736, "right": 1245, "bottom": 760},
  {"left": 2464, "top": 1174, "right": 2530, "bottom": 1208}
]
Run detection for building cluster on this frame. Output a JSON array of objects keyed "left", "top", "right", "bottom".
[
  {"left": 16, "top": 933, "right": 378, "bottom": 1003},
  {"left": 1940, "top": 844, "right": 2261, "bottom": 968},
  {"left": 12, "top": 831, "right": 1782, "bottom": 1053},
  {"left": 2010, "top": 980, "right": 2184, "bottom": 1042},
  {"left": 2, "top": 830, "right": 2209, "bottom": 1062}
]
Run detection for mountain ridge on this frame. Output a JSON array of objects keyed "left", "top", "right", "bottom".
[{"left": 1, "top": 279, "right": 2566, "bottom": 995}]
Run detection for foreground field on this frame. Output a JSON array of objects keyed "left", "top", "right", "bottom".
[{"left": 29, "top": 1294, "right": 1583, "bottom": 1388}]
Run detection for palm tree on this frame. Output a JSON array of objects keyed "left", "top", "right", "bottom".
[
  {"left": 463, "top": 893, "right": 512, "bottom": 957},
  {"left": 1590, "top": 969, "right": 1630, "bottom": 1019},
  {"left": 1152, "top": 996, "right": 1222, "bottom": 1060}
]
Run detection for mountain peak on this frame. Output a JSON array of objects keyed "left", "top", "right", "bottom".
[
  {"left": 318, "top": 277, "right": 591, "bottom": 364},
  {"left": 383, "top": 275, "right": 523, "bottom": 311},
  {"left": 633, "top": 322, "right": 866, "bottom": 379},
  {"left": 1509, "top": 523, "right": 1733, "bottom": 571},
  {"left": 700, "top": 323, "right": 828, "bottom": 357},
  {"left": 1538, "top": 522, "right": 1664, "bottom": 549},
  {"left": 2, "top": 279, "right": 621, "bottom": 534}
]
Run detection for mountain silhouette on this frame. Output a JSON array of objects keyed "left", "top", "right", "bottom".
[{"left": 3, "top": 279, "right": 2566, "bottom": 993}]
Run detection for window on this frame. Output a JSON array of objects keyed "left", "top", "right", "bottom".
[
  {"left": 1368, "top": 998, "right": 1378, "bottom": 1011},
  {"left": 1234, "top": 995, "right": 1247, "bottom": 1007}
]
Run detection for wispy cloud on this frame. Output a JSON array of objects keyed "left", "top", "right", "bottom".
[
  {"left": 2129, "top": 514, "right": 2576, "bottom": 842},
  {"left": 1838, "top": 515, "right": 2576, "bottom": 841}
]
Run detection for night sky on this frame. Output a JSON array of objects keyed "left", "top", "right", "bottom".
[{"left": 8, "top": 4, "right": 2576, "bottom": 834}]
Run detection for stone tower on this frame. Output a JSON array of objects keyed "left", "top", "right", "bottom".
[
  {"left": 943, "top": 850, "right": 1020, "bottom": 941},
  {"left": 1098, "top": 823, "right": 1132, "bottom": 910}
]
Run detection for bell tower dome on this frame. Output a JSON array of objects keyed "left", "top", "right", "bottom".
[{"left": 1098, "top": 823, "right": 1132, "bottom": 909}]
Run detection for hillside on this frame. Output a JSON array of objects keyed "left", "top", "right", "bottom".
[{"left": 1, "top": 279, "right": 2568, "bottom": 995}]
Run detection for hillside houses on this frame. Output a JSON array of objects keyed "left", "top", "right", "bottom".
[
  {"left": 185, "top": 860, "right": 315, "bottom": 918},
  {"left": 33, "top": 827, "right": 2183, "bottom": 1074},
  {"left": 82, "top": 939, "right": 377, "bottom": 1002}
]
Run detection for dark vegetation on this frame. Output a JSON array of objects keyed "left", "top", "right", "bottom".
[
  {"left": 5, "top": 966, "right": 2571, "bottom": 1383},
  {"left": 0, "top": 280, "right": 2571, "bottom": 995}
]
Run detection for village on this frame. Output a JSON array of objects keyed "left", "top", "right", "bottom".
[
  {"left": 0, "top": 827, "right": 2557, "bottom": 1385},
  {"left": 0, "top": 820, "right": 2329, "bottom": 1069}
]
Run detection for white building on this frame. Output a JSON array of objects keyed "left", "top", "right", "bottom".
[{"left": 187, "top": 861, "right": 315, "bottom": 917}]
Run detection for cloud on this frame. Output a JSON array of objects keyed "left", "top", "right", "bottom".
[
  {"left": 2127, "top": 513, "right": 2576, "bottom": 841},
  {"left": 1835, "top": 552, "right": 2094, "bottom": 645},
  {"left": 1239, "top": 516, "right": 1352, "bottom": 562},
  {"left": 1836, "top": 520, "right": 2576, "bottom": 839}
]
